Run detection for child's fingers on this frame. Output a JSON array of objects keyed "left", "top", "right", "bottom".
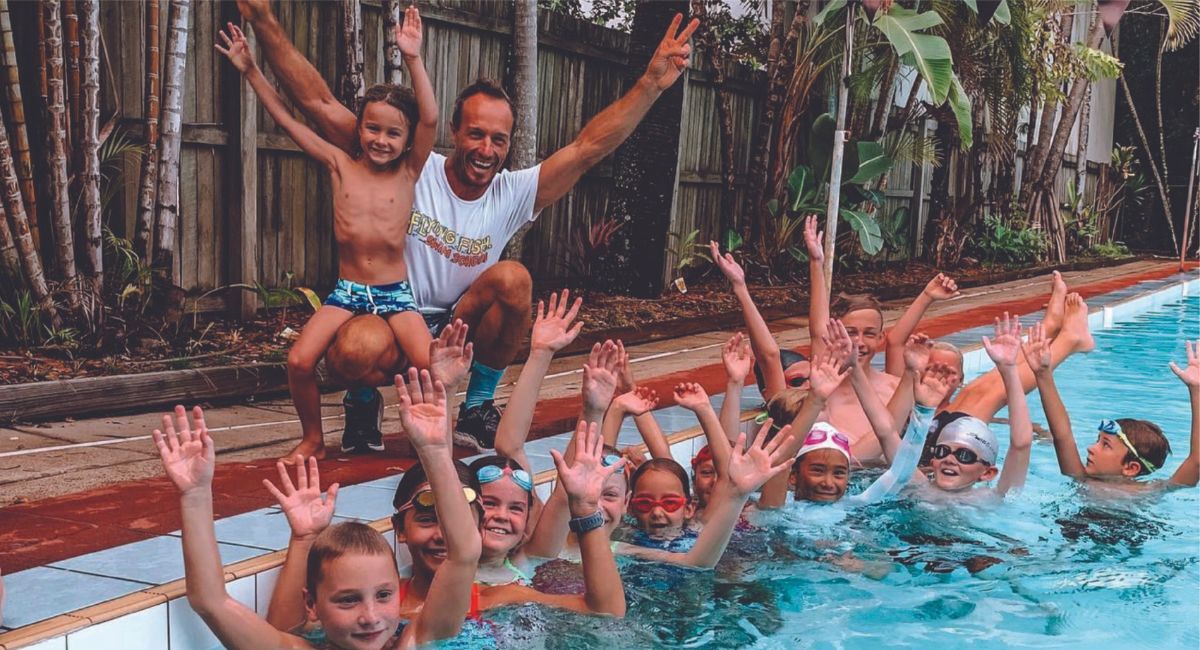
[
  {"left": 564, "top": 297, "right": 583, "bottom": 324},
  {"left": 192, "top": 406, "right": 207, "bottom": 437},
  {"left": 1169, "top": 361, "right": 1185, "bottom": 378},
  {"left": 764, "top": 425, "right": 791, "bottom": 455},
  {"left": 306, "top": 455, "right": 321, "bottom": 491},
  {"left": 262, "top": 479, "right": 287, "bottom": 504},
  {"left": 546, "top": 291, "right": 559, "bottom": 317},
  {"left": 325, "top": 483, "right": 339, "bottom": 505},
  {"left": 550, "top": 448, "right": 568, "bottom": 474},
  {"left": 275, "top": 459, "right": 296, "bottom": 493}
]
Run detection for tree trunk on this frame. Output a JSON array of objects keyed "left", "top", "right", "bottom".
[
  {"left": 65, "top": 0, "right": 85, "bottom": 156},
  {"left": 602, "top": 0, "right": 689, "bottom": 297},
  {"left": 744, "top": 0, "right": 789, "bottom": 244},
  {"left": 0, "top": 116, "right": 58, "bottom": 326},
  {"left": 339, "top": 0, "right": 364, "bottom": 109},
  {"left": 35, "top": 0, "right": 48, "bottom": 104},
  {"left": 383, "top": 0, "right": 402, "bottom": 85},
  {"left": 765, "top": 6, "right": 811, "bottom": 207},
  {"left": 0, "top": 198, "right": 19, "bottom": 281},
  {"left": 1075, "top": 80, "right": 1092, "bottom": 199},
  {"left": 869, "top": 55, "right": 899, "bottom": 139},
  {"left": 1020, "top": 10, "right": 1072, "bottom": 204},
  {"left": 502, "top": 0, "right": 539, "bottom": 260},
  {"left": 80, "top": 0, "right": 101, "bottom": 298},
  {"left": 44, "top": 0, "right": 82, "bottom": 312},
  {"left": 0, "top": 0, "right": 38, "bottom": 251},
  {"left": 134, "top": 0, "right": 161, "bottom": 261},
  {"left": 1119, "top": 71, "right": 1180, "bottom": 251},
  {"left": 691, "top": 0, "right": 737, "bottom": 240},
  {"left": 153, "top": 0, "right": 190, "bottom": 278}
]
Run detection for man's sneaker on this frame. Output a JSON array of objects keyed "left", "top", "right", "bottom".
[
  {"left": 453, "top": 400, "right": 501, "bottom": 451},
  {"left": 341, "top": 388, "right": 384, "bottom": 453}
]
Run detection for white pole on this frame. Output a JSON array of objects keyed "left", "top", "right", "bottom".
[
  {"left": 1180, "top": 127, "right": 1199, "bottom": 270},
  {"left": 822, "top": 1, "right": 855, "bottom": 287}
]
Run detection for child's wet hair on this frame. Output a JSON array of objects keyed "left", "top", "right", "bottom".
[
  {"left": 468, "top": 455, "right": 533, "bottom": 505},
  {"left": 629, "top": 458, "right": 691, "bottom": 501},
  {"left": 766, "top": 388, "right": 807, "bottom": 435},
  {"left": 305, "top": 521, "right": 397, "bottom": 597},
  {"left": 392, "top": 458, "right": 484, "bottom": 525},
  {"left": 831, "top": 293, "right": 884, "bottom": 325},
  {"left": 353, "top": 83, "right": 419, "bottom": 158},
  {"left": 1116, "top": 418, "right": 1171, "bottom": 475},
  {"left": 931, "top": 341, "right": 964, "bottom": 375}
]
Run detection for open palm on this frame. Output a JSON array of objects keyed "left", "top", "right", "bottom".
[
  {"left": 394, "top": 5, "right": 423, "bottom": 57},
  {"left": 396, "top": 368, "right": 449, "bottom": 450},
  {"left": 154, "top": 406, "right": 215, "bottom": 495},
  {"left": 982, "top": 313, "right": 1022, "bottom": 368},
  {"left": 551, "top": 421, "right": 623, "bottom": 514},
  {"left": 264, "top": 456, "right": 338, "bottom": 540},
  {"left": 531, "top": 290, "right": 584, "bottom": 352},
  {"left": 429, "top": 319, "right": 473, "bottom": 389},
  {"left": 726, "top": 424, "right": 794, "bottom": 496}
]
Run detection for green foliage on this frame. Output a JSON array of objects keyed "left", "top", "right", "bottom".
[
  {"left": 877, "top": 206, "right": 911, "bottom": 260},
  {"left": 0, "top": 290, "right": 43, "bottom": 347},
  {"left": 667, "top": 229, "right": 709, "bottom": 274},
  {"left": 1090, "top": 241, "right": 1131, "bottom": 259},
  {"left": 971, "top": 213, "right": 1046, "bottom": 265},
  {"left": 560, "top": 216, "right": 623, "bottom": 288}
]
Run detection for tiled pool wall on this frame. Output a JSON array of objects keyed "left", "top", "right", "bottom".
[{"left": 2, "top": 271, "right": 1196, "bottom": 650}]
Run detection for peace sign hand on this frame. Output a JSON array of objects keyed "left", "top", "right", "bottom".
[{"left": 643, "top": 13, "right": 699, "bottom": 91}]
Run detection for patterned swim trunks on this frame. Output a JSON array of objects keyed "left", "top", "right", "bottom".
[{"left": 324, "top": 278, "right": 418, "bottom": 316}]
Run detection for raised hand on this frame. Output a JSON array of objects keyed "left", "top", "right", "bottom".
[
  {"left": 531, "top": 289, "right": 584, "bottom": 353},
  {"left": 982, "top": 312, "right": 1022, "bottom": 368},
  {"left": 394, "top": 5, "right": 423, "bottom": 58},
  {"left": 614, "top": 386, "right": 659, "bottom": 416},
  {"left": 903, "top": 332, "right": 932, "bottom": 374},
  {"left": 914, "top": 363, "right": 955, "bottom": 408},
  {"left": 722, "top": 332, "right": 754, "bottom": 384},
  {"left": 395, "top": 368, "right": 449, "bottom": 451},
  {"left": 923, "top": 273, "right": 960, "bottom": 301},
  {"left": 214, "top": 23, "right": 255, "bottom": 74},
  {"left": 1169, "top": 340, "right": 1200, "bottom": 390},
  {"left": 709, "top": 241, "right": 746, "bottom": 287},
  {"left": 153, "top": 405, "right": 215, "bottom": 496},
  {"left": 551, "top": 420, "right": 625, "bottom": 517},
  {"left": 581, "top": 340, "right": 619, "bottom": 414},
  {"left": 724, "top": 420, "right": 795, "bottom": 496},
  {"left": 1021, "top": 321, "right": 1052, "bottom": 376},
  {"left": 428, "top": 319, "right": 473, "bottom": 389},
  {"left": 823, "top": 318, "right": 855, "bottom": 371},
  {"left": 263, "top": 456, "right": 338, "bottom": 541},
  {"left": 673, "top": 382, "right": 711, "bottom": 412},
  {"left": 803, "top": 215, "right": 824, "bottom": 264},
  {"left": 808, "top": 350, "right": 850, "bottom": 400},
  {"left": 615, "top": 340, "right": 636, "bottom": 394},
  {"left": 643, "top": 13, "right": 699, "bottom": 91}
]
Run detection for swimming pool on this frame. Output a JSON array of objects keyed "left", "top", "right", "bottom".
[{"left": 485, "top": 294, "right": 1200, "bottom": 649}]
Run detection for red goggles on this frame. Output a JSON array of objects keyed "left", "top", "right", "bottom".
[{"left": 629, "top": 495, "right": 689, "bottom": 514}]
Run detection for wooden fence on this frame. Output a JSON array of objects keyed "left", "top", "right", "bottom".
[{"left": 81, "top": 0, "right": 765, "bottom": 308}]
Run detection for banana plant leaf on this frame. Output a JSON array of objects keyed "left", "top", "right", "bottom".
[
  {"left": 840, "top": 208, "right": 883, "bottom": 255},
  {"left": 947, "top": 75, "right": 974, "bottom": 150},
  {"left": 874, "top": 8, "right": 953, "bottom": 104},
  {"left": 848, "top": 141, "right": 893, "bottom": 184}
]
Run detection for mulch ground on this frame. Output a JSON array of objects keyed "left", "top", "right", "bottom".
[{"left": 0, "top": 259, "right": 1121, "bottom": 385}]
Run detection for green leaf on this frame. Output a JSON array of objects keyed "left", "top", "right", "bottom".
[
  {"left": 788, "top": 246, "right": 808, "bottom": 263},
  {"left": 947, "top": 75, "right": 973, "bottom": 150},
  {"left": 865, "top": 189, "right": 887, "bottom": 208},
  {"left": 848, "top": 141, "right": 893, "bottom": 184},
  {"left": 962, "top": 0, "right": 979, "bottom": 12},
  {"left": 787, "top": 165, "right": 812, "bottom": 211},
  {"left": 297, "top": 287, "right": 323, "bottom": 313},
  {"left": 814, "top": 0, "right": 846, "bottom": 27},
  {"left": 840, "top": 208, "right": 883, "bottom": 255},
  {"left": 723, "top": 229, "right": 743, "bottom": 253},
  {"left": 994, "top": 0, "right": 1011, "bottom": 25},
  {"left": 767, "top": 199, "right": 780, "bottom": 218},
  {"left": 808, "top": 114, "right": 836, "bottom": 180},
  {"left": 874, "top": 9, "right": 953, "bottom": 104}
]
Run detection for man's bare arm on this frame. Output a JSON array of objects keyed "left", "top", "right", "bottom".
[
  {"left": 238, "top": 0, "right": 358, "bottom": 151},
  {"left": 534, "top": 14, "right": 698, "bottom": 212}
]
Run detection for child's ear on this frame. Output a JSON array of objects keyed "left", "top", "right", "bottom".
[
  {"left": 980, "top": 466, "right": 999, "bottom": 482},
  {"left": 303, "top": 588, "right": 319, "bottom": 623},
  {"left": 1121, "top": 460, "right": 1143, "bottom": 478},
  {"left": 684, "top": 501, "right": 697, "bottom": 521}
]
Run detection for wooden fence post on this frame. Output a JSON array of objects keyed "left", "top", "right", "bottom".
[{"left": 231, "top": 26, "right": 258, "bottom": 320}]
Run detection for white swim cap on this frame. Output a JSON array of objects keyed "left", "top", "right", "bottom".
[
  {"left": 936, "top": 416, "right": 998, "bottom": 465},
  {"left": 796, "top": 421, "right": 852, "bottom": 464}
]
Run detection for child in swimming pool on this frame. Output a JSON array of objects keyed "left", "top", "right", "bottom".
[
  {"left": 157, "top": 384, "right": 481, "bottom": 649},
  {"left": 1030, "top": 329, "right": 1199, "bottom": 488},
  {"left": 216, "top": 12, "right": 437, "bottom": 462}
]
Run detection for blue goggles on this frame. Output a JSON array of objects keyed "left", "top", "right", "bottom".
[
  {"left": 476, "top": 464, "right": 533, "bottom": 492},
  {"left": 602, "top": 453, "right": 623, "bottom": 468}
]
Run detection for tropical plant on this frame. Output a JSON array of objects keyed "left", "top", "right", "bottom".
[
  {"left": 559, "top": 216, "right": 623, "bottom": 288},
  {"left": 969, "top": 213, "right": 1046, "bottom": 265}
]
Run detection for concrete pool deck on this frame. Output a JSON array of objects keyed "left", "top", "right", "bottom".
[{"left": 1, "top": 259, "right": 1197, "bottom": 643}]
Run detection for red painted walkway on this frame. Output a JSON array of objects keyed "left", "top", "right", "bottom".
[{"left": 2, "top": 262, "right": 1192, "bottom": 573}]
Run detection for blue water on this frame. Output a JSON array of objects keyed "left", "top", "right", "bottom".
[{"left": 485, "top": 295, "right": 1200, "bottom": 649}]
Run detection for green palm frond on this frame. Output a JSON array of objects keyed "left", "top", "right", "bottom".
[{"left": 884, "top": 129, "right": 943, "bottom": 168}]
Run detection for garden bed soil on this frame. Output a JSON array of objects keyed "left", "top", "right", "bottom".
[{"left": 0, "top": 257, "right": 1137, "bottom": 389}]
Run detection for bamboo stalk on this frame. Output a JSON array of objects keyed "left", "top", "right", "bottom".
[
  {"left": 134, "top": 0, "right": 160, "bottom": 262},
  {"left": 152, "top": 0, "right": 190, "bottom": 278},
  {"left": 0, "top": 109, "right": 59, "bottom": 326},
  {"left": 64, "top": 0, "right": 81, "bottom": 155},
  {"left": 0, "top": 0, "right": 39, "bottom": 251},
  {"left": 0, "top": 195, "right": 19, "bottom": 281},
  {"left": 35, "top": 0, "right": 48, "bottom": 106},
  {"left": 383, "top": 0, "right": 402, "bottom": 85},
  {"left": 80, "top": 0, "right": 101, "bottom": 297},
  {"left": 44, "top": 0, "right": 82, "bottom": 312},
  {"left": 339, "top": 0, "right": 364, "bottom": 108}
]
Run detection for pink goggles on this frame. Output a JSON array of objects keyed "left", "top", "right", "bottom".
[{"left": 796, "top": 424, "right": 852, "bottom": 463}]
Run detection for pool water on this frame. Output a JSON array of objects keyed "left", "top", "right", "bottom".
[{"left": 483, "top": 295, "right": 1200, "bottom": 649}]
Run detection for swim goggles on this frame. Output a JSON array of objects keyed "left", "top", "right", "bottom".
[
  {"left": 629, "top": 495, "right": 689, "bottom": 514},
  {"left": 802, "top": 428, "right": 851, "bottom": 453},
  {"left": 754, "top": 412, "right": 786, "bottom": 440},
  {"left": 931, "top": 444, "right": 989, "bottom": 465},
  {"left": 395, "top": 486, "right": 479, "bottom": 515},
  {"left": 1098, "top": 419, "right": 1158, "bottom": 472},
  {"left": 602, "top": 454, "right": 623, "bottom": 468},
  {"left": 476, "top": 465, "right": 533, "bottom": 492}
]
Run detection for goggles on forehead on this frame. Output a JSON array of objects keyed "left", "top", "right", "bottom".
[
  {"left": 629, "top": 495, "right": 689, "bottom": 514},
  {"left": 1099, "top": 419, "right": 1158, "bottom": 473},
  {"left": 932, "top": 444, "right": 988, "bottom": 465},
  {"left": 395, "top": 486, "right": 479, "bottom": 515},
  {"left": 803, "top": 428, "right": 851, "bottom": 452},
  {"left": 476, "top": 464, "right": 533, "bottom": 492},
  {"left": 602, "top": 453, "right": 623, "bottom": 468}
]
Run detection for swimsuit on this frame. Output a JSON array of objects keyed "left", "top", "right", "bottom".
[{"left": 325, "top": 278, "right": 419, "bottom": 316}]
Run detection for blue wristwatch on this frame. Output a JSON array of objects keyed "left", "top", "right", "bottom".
[{"left": 568, "top": 510, "right": 605, "bottom": 534}]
